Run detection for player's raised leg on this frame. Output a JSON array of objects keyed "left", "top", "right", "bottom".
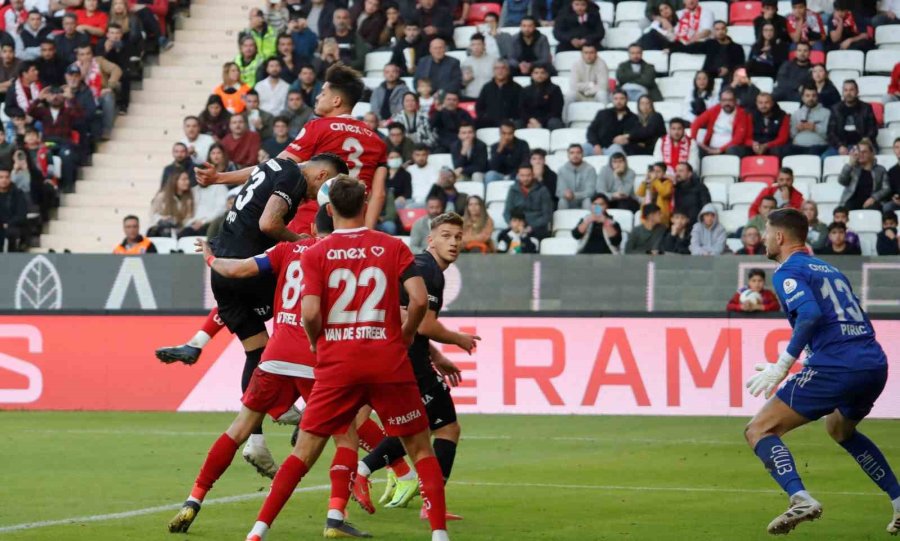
[
  {"left": 825, "top": 405, "right": 900, "bottom": 533},
  {"left": 156, "top": 307, "right": 225, "bottom": 365},
  {"left": 745, "top": 396, "right": 821, "bottom": 535}
]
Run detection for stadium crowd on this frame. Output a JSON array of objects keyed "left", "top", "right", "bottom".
[
  {"left": 138, "top": 0, "right": 900, "bottom": 257},
  {"left": 0, "top": 0, "right": 178, "bottom": 252}
]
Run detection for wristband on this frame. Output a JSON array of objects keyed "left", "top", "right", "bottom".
[
  {"left": 205, "top": 255, "right": 216, "bottom": 267},
  {"left": 776, "top": 352, "right": 796, "bottom": 370}
]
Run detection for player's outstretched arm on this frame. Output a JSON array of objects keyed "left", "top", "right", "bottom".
[
  {"left": 402, "top": 276, "right": 428, "bottom": 345},
  {"left": 260, "top": 195, "right": 302, "bottom": 243},
  {"left": 195, "top": 163, "right": 257, "bottom": 186},
  {"left": 195, "top": 238, "right": 264, "bottom": 279},
  {"left": 301, "top": 295, "right": 322, "bottom": 352},
  {"left": 418, "top": 310, "right": 480, "bottom": 354},
  {"left": 364, "top": 166, "right": 387, "bottom": 229}
]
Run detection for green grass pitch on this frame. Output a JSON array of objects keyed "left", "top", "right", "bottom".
[{"left": 1, "top": 412, "right": 898, "bottom": 540}]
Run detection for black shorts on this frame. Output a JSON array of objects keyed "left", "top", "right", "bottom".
[
  {"left": 417, "top": 371, "right": 457, "bottom": 431},
  {"left": 210, "top": 270, "right": 275, "bottom": 340}
]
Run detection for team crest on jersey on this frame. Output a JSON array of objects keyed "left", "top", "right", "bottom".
[
  {"left": 783, "top": 279, "right": 797, "bottom": 294},
  {"left": 371, "top": 246, "right": 385, "bottom": 257}
]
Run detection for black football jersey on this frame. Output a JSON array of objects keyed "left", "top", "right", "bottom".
[
  {"left": 213, "top": 158, "right": 307, "bottom": 258},
  {"left": 400, "top": 251, "right": 445, "bottom": 380}
]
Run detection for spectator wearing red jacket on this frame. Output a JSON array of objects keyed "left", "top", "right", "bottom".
[
  {"left": 748, "top": 167, "right": 804, "bottom": 218},
  {"left": 220, "top": 114, "right": 260, "bottom": 169},
  {"left": 72, "top": 0, "right": 108, "bottom": 46},
  {"left": 887, "top": 62, "right": 900, "bottom": 103},
  {"left": 731, "top": 92, "right": 791, "bottom": 157},
  {"left": 690, "top": 89, "right": 752, "bottom": 157},
  {"left": 726, "top": 268, "right": 780, "bottom": 313}
]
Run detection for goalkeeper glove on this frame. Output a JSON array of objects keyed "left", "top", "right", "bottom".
[{"left": 746, "top": 352, "right": 796, "bottom": 399}]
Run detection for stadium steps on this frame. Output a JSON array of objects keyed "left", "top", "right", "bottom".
[{"left": 38, "top": 0, "right": 247, "bottom": 253}]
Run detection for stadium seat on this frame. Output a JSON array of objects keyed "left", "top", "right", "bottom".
[
  {"left": 607, "top": 208, "right": 634, "bottom": 233},
  {"left": 867, "top": 51, "right": 899, "bottom": 76},
  {"left": 877, "top": 127, "right": 900, "bottom": 149},
  {"left": 859, "top": 232, "right": 878, "bottom": 256},
  {"left": 453, "top": 26, "right": 478, "bottom": 47},
  {"left": 874, "top": 24, "right": 900, "bottom": 48},
  {"left": 485, "top": 180, "right": 513, "bottom": 204},
  {"left": 566, "top": 102, "right": 603, "bottom": 126},
  {"left": 729, "top": 1, "right": 762, "bottom": 24},
  {"left": 810, "top": 182, "right": 843, "bottom": 203},
  {"left": 777, "top": 0, "right": 791, "bottom": 15},
  {"left": 398, "top": 208, "right": 428, "bottom": 232},
  {"left": 850, "top": 209, "right": 883, "bottom": 233},
  {"left": 149, "top": 237, "right": 177, "bottom": 254},
  {"left": 828, "top": 70, "right": 860, "bottom": 90},
  {"left": 487, "top": 202, "right": 507, "bottom": 228},
  {"left": 615, "top": 1, "right": 646, "bottom": 26},
  {"left": 884, "top": 102, "right": 900, "bottom": 128},
  {"left": 792, "top": 180, "right": 810, "bottom": 200},
  {"left": 731, "top": 203, "right": 751, "bottom": 217},
  {"left": 728, "top": 181, "right": 767, "bottom": 207},
  {"left": 583, "top": 154, "right": 610, "bottom": 172},
  {"left": 552, "top": 209, "right": 590, "bottom": 232},
  {"left": 822, "top": 155, "right": 850, "bottom": 183},
  {"left": 718, "top": 209, "right": 747, "bottom": 234},
  {"left": 753, "top": 77, "right": 774, "bottom": 93},
  {"left": 430, "top": 153, "right": 454, "bottom": 170},
  {"left": 456, "top": 181, "right": 485, "bottom": 199},
  {"left": 599, "top": 50, "right": 628, "bottom": 72},
  {"left": 554, "top": 229, "right": 574, "bottom": 239},
  {"left": 726, "top": 238, "right": 744, "bottom": 252},
  {"left": 740, "top": 155, "right": 780, "bottom": 184},
  {"left": 554, "top": 50, "right": 582, "bottom": 73},
  {"left": 876, "top": 153, "right": 896, "bottom": 169},
  {"left": 872, "top": 102, "right": 884, "bottom": 128},
  {"left": 550, "top": 128, "right": 586, "bottom": 153},
  {"left": 818, "top": 202, "right": 838, "bottom": 220},
  {"left": 361, "top": 77, "right": 384, "bottom": 90},
  {"left": 669, "top": 53, "right": 705, "bottom": 77},
  {"left": 446, "top": 50, "right": 467, "bottom": 63},
  {"left": 657, "top": 76, "right": 694, "bottom": 100},
  {"left": 826, "top": 50, "right": 865, "bottom": 74},
  {"left": 782, "top": 154, "right": 821, "bottom": 183},
  {"left": 499, "top": 26, "right": 519, "bottom": 37},
  {"left": 545, "top": 152, "right": 568, "bottom": 172},
  {"left": 728, "top": 25, "right": 756, "bottom": 46},
  {"left": 701, "top": 155, "right": 741, "bottom": 182},
  {"left": 655, "top": 101, "right": 682, "bottom": 122},
  {"left": 602, "top": 26, "right": 642, "bottom": 49},
  {"left": 552, "top": 76, "right": 570, "bottom": 96},
  {"left": 351, "top": 102, "right": 370, "bottom": 118},
  {"left": 778, "top": 101, "right": 801, "bottom": 115},
  {"left": 399, "top": 236, "right": 411, "bottom": 247},
  {"left": 513, "top": 75, "right": 532, "bottom": 87},
  {"left": 540, "top": 237, "right": 579, "bottom": 254},
  {"left": 707, "top": 182, "right": 728, "bottom": 206},
  {"left": 467, "top": 2, "right": 501, "bottom": 24},
  {"left": 365, "top": 51, "right": 393, "bottom": 76},
  {"left": 788, "top": 49, "right": 825, "bottom": 64},
  {"left": 628, "top": 155, "right": 656, "bottom": 175},
  {"left": 515, "top": 128, "right": 551, "bottom": 151},
  {"left": 176, "top": 236, "right": 205, "bottom": 254},
  {"left": 597, "top": 2, "right": 615, "bottom": 27},
  {"left": 858, "top": 76, "right": 891, "bottom": 102},
  {"left": 477, "top": 127, "right": 500, "bottom": 147},
  {"left": 700, "top": 1, "right": 728, "bottom": 21},
  {"left": 536, "top": 26, "right": 559, "bottom": 47},
  {"left": 459, "top": 101, "right": 477, "bottom": 119},
  {"left": 642, "top": 50, "right": 669, "bottom": 74}
]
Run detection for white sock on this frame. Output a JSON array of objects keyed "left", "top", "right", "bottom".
[
  {"left": 892, "top": 496, "right": 900, "bottom": 513},
  {"left": 357, "top": 461, "right": 371, "bottom": 477},
  {"left": 431, "top": 529, "right": 450, "bottom": 541},
  {"left": 326, "top": 509, "right": 344, "bottom": 521},
  {"left": 398, "top": 470, "right": 417, "bottom": 481},
  {"left": 792, "top": 490, "right": 812, "bottom": 502},
  {"left": 187, "top": 496, "right": 202, "bottom": 506},
  {"left": 248, "top": 434, "right": 266, "bottom": 447},
  {"left": 248, "top": 521, "right": 268, "bottom": 539},
  {"left": 187, "top": 330, "right": 211, "bottom": 349}
]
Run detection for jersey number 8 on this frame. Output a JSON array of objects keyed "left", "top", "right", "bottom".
[{"left": 327, "top": 267, "right": 387, "bottom": 324}]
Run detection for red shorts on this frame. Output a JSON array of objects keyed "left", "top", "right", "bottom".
[
  {"left": 241, "top": 368, "right": 314, "bottom": 420},
  {"left": 300, "top": 381, "right": 428, "bottom": 438}
]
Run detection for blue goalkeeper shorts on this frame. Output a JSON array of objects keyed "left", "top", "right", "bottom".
[{"left": 776, "top": 366, "right": 888, "bottom": 421}]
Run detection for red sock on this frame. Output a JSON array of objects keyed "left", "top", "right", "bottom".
[
  {"left": 191, "top": 433, "right": 239, "bottom": 501},
  {"left": 389, "top": 456, "right": 411, "bottom": 477},
  {"left": 356, "top": 418, "right": 384, "bottom": 452},
  {"left": 329, "top": 446, "right": 357, "bottom": 513},
  {"left": 201, "top": 307, "right": 226, "bottom": 338},
  {"left": 415, "top": 456, "right": 447, "bottom": 532},
  {"left": 257, "top": 454, "right": 309, "bottom": 527}
]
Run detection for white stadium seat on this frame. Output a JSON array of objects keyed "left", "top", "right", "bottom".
[
  {"left": 599, "top": 50, "right": 628, "bottom": 72},
  {"left": 875, "top": 24, "right": 900, "bottom": 47},
  {"left": 552, "top": 209, "right": 590, "bottom": 232},
  {"left": 859, "top": 232, "right": 878, "bottom": 256},
  {"left": 857, "top": 76, "right": 891, "bottom": 101},
  {"left": 877, "top": 127, "right": 900, "bottom": 150},
  {"left": 536, "top": 26, "right": 559, "bottom": 46},
  {"left": 726, "top": 238, "right": 744, "bottom": 253},
  {"left": 718, "top": 210, "right": 747, "bottom": 234},
  {"left": 430, "top": 153, "right": 454, "bottom": 170},
  {"left": 707, "top": 182, "right": 728, "bottom": 206},
  {"left": 876, "top": 154, "right": 897, "bottom": 169},
  {"left": 792, "top": 180, "right": 810, "bottom": 200},
  {"left": 446, "top": 50, "right": 467, "bottom": 63},
  {"left": 566, "top": 101, "right": 603, "bottom": 126},
  {"left": 453, "top": 25, "right": 477, "bottom": 48},
  {"left": 597, "top": 1, "right": 615, "bottom": 26},
  {"left": 499, "top": 26, "right": 519, "bottom": 37},
  {"left": 455, "top": 181, "right": 485, "bottom": 199},
  {"left": 615, "top": 1, "right": 646, "bottom": 26},
  {"left": 477, "top": 127, "right": 500, "bottom": 147},
  {"left": 777, "top": 0, "right": 791, "bottom": 14},
  {"left": 885, "top": 102, "right": 900, "bottom": 128},
  {"left": 351, "top": 102, "right": 370, "bottom": 118},
  {"left": 658, "top": 76, "right": 694, "bottom": 100},
  {"left": 365, "top": 51, "right": 392, "bottom": 76},
  {"left": 818, "top": 202, "right": 838, "bottom": 220},
  {"left": 540, "top": 237, "right": 579, "bottom": 254},
  {"left": 399, "top": 236, "right": 411, "bottom": 247},
  {"left": 554, "top": 229, "right": 574, "bottom": 239},
  {"left": 552, "top": 76, "right": 570, "bottom": 96},
  {"left": 753, "top": 76, "right": 774, "bottom": 93},
  {"left": 361, "top": 77, "right": 384, "bottom": 90},
  {"left": 628, "top": 155, "right": 655, "bottom": 175},
  {"left": 728, "top": 25, "right": 755, "bottom": 46},
  {"left": 778, "top": 101, "right": 800, "bottom": 115},
  {"left": 485, "top": 181, "right": 513, "bottom": 204},
  {"left": 849, "top": 209, "right": 883, "bottom": 233},
  {"left": 701, "top": 155, "right": 740, "bottom": 182},
  {"left": 642, "top": 50, "right": 669, "bottom": 74},
  {"left": 550, "top": 128, "right": 587, "bottom": 153},
  {"left": 826, "top": 50, "right": 864, "bottom": 73},
  {"left": 487, "top": 202, "right": 507, "bottom": 228},
  {"left": 545, "top": 152, "right": 568, "bottom": 172},
  {"left": 669, "top": 53, "right": 705, "bottom": 76},
  {"left": 655, "top": 101, "right": 683, "bottom": 122},
  {"left": 148, "top": 237, "right": 177, "bottom": 254},
  {"left": 513, "top": 75, "right": 532, "bottom": 87},
  {"left": 728, "top": 182, "right": 767, "bottom": 207},
  {"left": 553, "top": 50, "right": 582, "bottom": 73},
  {"left": 700, "top": 1, "right": 728, "bottom": 22},
  {"left": 810, "top": 182, "right": 843, "bottom": 203},
  {"left": 176, "top": 236, "right": 205, "bottom": 254},
  {"left": 583, "top": 154, "right": 609, "bottom": 172},
  {"left": 782, "top": 154, "right": 821, "bottom": 183},
  {"left": 607, "top": 208, "right": 634, "bottom": 233},
  {"left": 515, "top": 128, "right": 551, "bottom": 152},
  {"left": 602, "top": 26, "right": 642, "bottom": 49},
  {"left": 822, "top": 155, "right": 850, "bottom": 183}
]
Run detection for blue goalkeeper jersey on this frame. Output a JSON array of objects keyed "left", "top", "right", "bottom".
[{"left": 773, "top": 251, "right": 887, "bottom": 371}]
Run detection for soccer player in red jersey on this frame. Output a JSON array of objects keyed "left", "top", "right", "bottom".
[{"left": 244, "top": 177, "right": 451, "bottom": 541}]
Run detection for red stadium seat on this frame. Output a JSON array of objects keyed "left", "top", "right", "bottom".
[
  {"left": 399, "top": 208, "right": 428, "bottom": 232},
  {"left": 729, "top": 1, "right": 762, "bottom": 25},
  {"left": 467, "top": 3, "right": 501, "bottom": 24},
  {"left": 871, "top": 101, "right": 884, "bottom": 127},
  {"left": 789, "top": 50, "right": 825, "bottom": 64},
  {"left": 609, "top": 78, "right": 617, "bottom": 93},
  {"left": 740, "top": 155, "right": 780, "bottom": 184},
  {"left": 459, "top": 101, "right": 477, "bottom": 119}
]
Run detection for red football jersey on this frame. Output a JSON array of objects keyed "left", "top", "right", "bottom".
[
  {"left": 259, "top": 237, "right": 319, "bottom": 369},
  {"left": 300, "top": 228, "right": 416, "bottom": 385}
]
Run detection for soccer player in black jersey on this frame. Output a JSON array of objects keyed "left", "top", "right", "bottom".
[
  {"left": 351, "top": 212, "right": 479, "bottom": 520},
  {"left": 158, "top": 153, "right": 348, "bottom": 478}
]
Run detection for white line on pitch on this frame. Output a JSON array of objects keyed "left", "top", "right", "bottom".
[{"left": 0, "top": 484, "right": 330, "bottom": 534}]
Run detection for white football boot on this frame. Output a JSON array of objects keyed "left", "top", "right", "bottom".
[
  {"left": 243, "top": 436, "right": 278, "bottom": 479},
  {"left": 767, "top": 493, "right": 823, "bottom": 535}
]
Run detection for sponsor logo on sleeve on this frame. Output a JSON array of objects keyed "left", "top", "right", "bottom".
[{"left": 783, "top": 278, "right": 797, "bottom": 294}]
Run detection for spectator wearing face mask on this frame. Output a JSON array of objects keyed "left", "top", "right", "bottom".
[
  {"left": 572, "top": 193, "right": 623, "bottom": 254},
  {"left": 877, "top": 211, "right": 899, "bottom": 255}
]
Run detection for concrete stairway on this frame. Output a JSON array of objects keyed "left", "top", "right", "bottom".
[{"left": 39, "top": 0, "right": 250, "bottom": 252}]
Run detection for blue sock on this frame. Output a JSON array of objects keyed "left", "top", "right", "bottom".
[
  {"left": 840, "top": 432, "right": 900, "bottom": 500},
  {"left": 754, "top": 435, "right": 806, "bottom": 496}
]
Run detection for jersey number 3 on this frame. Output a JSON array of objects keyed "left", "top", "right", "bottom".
[
  {"left": 342, "top": 137, "right": 363, "bottom": 177},
  {"left": 235, "top": 167, "right": 266, "bottom": 211}
]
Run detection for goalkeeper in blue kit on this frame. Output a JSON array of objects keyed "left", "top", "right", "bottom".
[{"left": 744, "top": 208, "right": 899, "bottom": 536}]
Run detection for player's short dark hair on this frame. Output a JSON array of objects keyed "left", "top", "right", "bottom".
[
  {"left": 748, "top": 268, "right": 766, "bottom": 281},
  {"left": 122, "top": 214, "right": 139, "bottom": 224},
  {"left": 509, "top": 208, "right": 527, "bottom": 222},
  {"left": 669, "top": 117, "right": 686, "bottom": 128},
  {"left": 325, "top": 63, "right": 365, "bottom": 108},
  {"left": 430, "top": 212, "right": 464, "bottom": 230},
  {"left": 568, "top": 143, "right": 582, "bottom": 151},
  {"left": 828, "top": 221, "right": 847, "bottom": 232},
  {"left": 328, "top": 175, "right": 367, "bottom": 219},
  {"left": 761, "top": 195, "right": 777, "bottom": 205},
  {"left": 642, "top": 203, "right": 661, "bottom": 218},
  {"left": 309, "top": 152, "right": 350, "bottom": 175},
  {"left": 530, "top": 148, "right": 547, "bottom": 158},
  {"left": 833, "top": 205, "right": 849, "bottom": 217},
  {"left": 315, "top": 203, "right": 334, "bottom": 234},
  {"left": 387, "top": 122, "right": 405, "bottom": 133},
  {"left": 767, "top": 208, "right": 808, "bottom": 243}
]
